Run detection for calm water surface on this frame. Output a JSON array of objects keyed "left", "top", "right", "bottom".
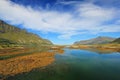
[{"left": 7, "top": 48, "right": 120, "bottom": 80}]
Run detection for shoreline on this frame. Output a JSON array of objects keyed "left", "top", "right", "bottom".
[{"left": 69, "top": 44, "right": 120, "bottom": 53}]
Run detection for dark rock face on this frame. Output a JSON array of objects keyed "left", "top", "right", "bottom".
[{"left": 0, "top": 20, "right": 21, "bottom": 33}]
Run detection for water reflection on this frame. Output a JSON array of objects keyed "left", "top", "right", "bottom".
[
  {"left": 78, "top": 48, "right": 120, "bottom": 54},
  {"left": 1, "top": 48, "right": 120, "bottom": 80}
]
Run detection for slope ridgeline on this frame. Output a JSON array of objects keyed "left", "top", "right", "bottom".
[
  {"left": 0, "top": 20, "right": 52, "bottom": 48},
  {"left": 74, "top": 36, "right": 116, "bottom": 45}
]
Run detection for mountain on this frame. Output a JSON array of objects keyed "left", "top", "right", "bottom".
[
  {"left": 74, "top": 36, "right": 116, "bottom": 45},
  {"left": 111, "top": 38, "right": 120, "bottom": 44},
  {"left": 0, "top": 20, "right": 52, "bottom": 48}
]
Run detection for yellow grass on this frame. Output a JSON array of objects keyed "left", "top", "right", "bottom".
[
  {"left": 0, "top": 48, "right": 32, "bottom": 56},
  {"left": 0, "top": 52, "right": 55, "bottom": 76},
  {"left": 94, "top": 44, "right": 120, "bottom": 52},
  {"left": 50, "top": 46, "right": 65, "bottom": 54},
  {"left": 71, "top": 44, "right": 120, "bottom": 52},
  {"left": 54, "top": 49, "right": 64, "bottom": 54}
]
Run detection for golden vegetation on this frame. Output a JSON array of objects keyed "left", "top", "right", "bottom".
[
  {"left": 50, "top": 46, "right": 65, "bottom": 54},
  {"left": 70, "top": 45, "right": 91, "bottom": 49},
  {"left": 0, "top": 46, "right": 64, "bottom": 76},
  {"left": 0, "top": 46, "right": 65, "bottom": 77},
  {"left": 0, "top": 51, "right": 55, "bottom": 76},
  {"left": 54, "top": 49, "right": 64, "bottom": 54},
  {"left": 0, "top": 48, "right": 31, "bottom": 56},
  {"left": 50, "top": 46, "right": 65, "bottom": 50},
  {"left": 71, "top": 44, "right": 120, "bottom": 52},
  {"left": 93, "top": 44, "right": 120, "bottom": 52}
]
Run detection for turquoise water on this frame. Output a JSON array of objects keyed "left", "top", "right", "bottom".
[{"left": 7, "top": 48, "right": 120, "bottom": 80}]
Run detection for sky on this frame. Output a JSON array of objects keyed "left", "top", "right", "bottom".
[{"left": 0, "top": 0, "right": 120, "bottom": 45}]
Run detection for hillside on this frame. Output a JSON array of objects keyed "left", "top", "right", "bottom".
[
  {"left": 111, "top": 38, "right": 120, "bottom": 44},
  {"left": 0, "top": 20, "right": 52, "bottom": 48},
  {"left": 74, "top": 36, "right": 115, "bottom": 45}
]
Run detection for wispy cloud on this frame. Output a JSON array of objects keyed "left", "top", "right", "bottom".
[
  {"left": 0, "top": 0, "right": 120, "bottom": 39},
  {"left": 56, "top": 0, "right": 82, "bottom": 5}
]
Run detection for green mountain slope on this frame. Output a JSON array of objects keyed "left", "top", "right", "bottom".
[
  {"left": 111, "top": 38, "right": 120, "bottom": 44},
  {"left": 74, "top": 36, "right": 116, "bottom": 45},
  {"left": 0, "top": 20, "right": 52, "bottom": 48}
]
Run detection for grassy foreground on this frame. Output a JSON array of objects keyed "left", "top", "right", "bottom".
[
  {"left": 0, "top": 52, "right": 55, "bottom": 76},
  {"left": 0, "top": 45, "right": 65, "bottom": 80}
]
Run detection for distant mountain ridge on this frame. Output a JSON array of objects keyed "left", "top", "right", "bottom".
[
  {"left": 0, "top": 20, "right": 52, "bottom": 47},
  {"left": 74, "top": 36, "right": 116, "bottom": 45},
  {"left": 111, "top": 38, "right": 120, "bottom": 44}
]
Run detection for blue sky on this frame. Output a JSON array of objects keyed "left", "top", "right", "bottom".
[{"left": 0, "top": 0, "right": 120, "bottom": 44}]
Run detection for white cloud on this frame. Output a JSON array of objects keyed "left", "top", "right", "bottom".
[
  {"left": 0, "top": 0, "right": 120, "bottom": 39},
  {"left": 77, "top": 3, "right": 115, "bottom": 20},
  {"left": 56, "top": 1, "right": 82, "bottom": 5}
]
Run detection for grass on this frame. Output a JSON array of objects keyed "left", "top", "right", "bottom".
[
  {"left": 0, "top": 46, "right": 51, "bottom": 60},
  {"left": 0, "top": 45, "right": 65, "bottom": 77},
  {"left": 0, "top": 51, "right": 55, "bottom": 76},
  {"left": 0, "top": 51, "right": 35, "bottom": 60},
  {"left": 71, "top": 43, "right": 120, "bottom": 52}
]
